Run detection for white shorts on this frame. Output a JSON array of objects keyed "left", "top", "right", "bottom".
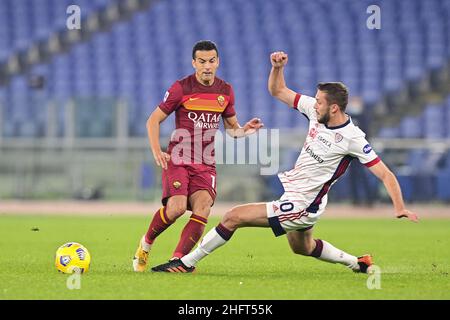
[{"left": 266, "top": 198, "right": 325, "bottom": 237}]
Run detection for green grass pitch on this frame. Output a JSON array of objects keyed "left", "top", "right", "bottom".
[{"left": 0, "top": 215, "right": 449, "bottom": 300}]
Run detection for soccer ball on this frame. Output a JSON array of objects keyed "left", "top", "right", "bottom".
[{"left": 55, "top": 242, "right": 91, "bottom": 274}]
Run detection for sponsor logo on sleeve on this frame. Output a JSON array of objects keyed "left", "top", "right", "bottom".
[
  {"left": 363, "top": 144, "right": 373, "bottom": 154},
  {"left": 163, "top": 91, "right": 169, "bottom": 102}
]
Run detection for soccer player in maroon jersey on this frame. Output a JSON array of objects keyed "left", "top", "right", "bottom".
[{"left": 133, "top": 40, "right": 263, "bottom": 272}]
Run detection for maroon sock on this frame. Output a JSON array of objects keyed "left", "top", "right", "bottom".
[
  {"left": 215, "top": 223, "right": 235, "bottom": 241},
  {"left": 310, "top": 239, "right": 324, "bottom": 258},
  {"left": 172, "top": 214, "right": 208, "bottom": 259},
  {"left": 144, "top": 207, "right": 173, "bottom": 244}
]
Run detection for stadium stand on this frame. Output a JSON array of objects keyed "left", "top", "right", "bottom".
[{"left": 0, "top": 0, "right": 449, "bottom": 202}]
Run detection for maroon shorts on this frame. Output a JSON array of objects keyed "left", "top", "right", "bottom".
[{"left": 161, "top": 160, "right": 217, "bottom": 208}]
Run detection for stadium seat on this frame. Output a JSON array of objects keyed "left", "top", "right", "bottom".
[
  {"left": 423, "top": 104, "right": 445, "bottom": 139},
  {"left": 1, "top": 0, "right": 449, "bottom": 143},
  {"left": 396, "top": 174, "right": 414, "bottom": 202},
  {"left": 436, "top": 169, "right": 450, "bottom": 201},
  {"left": 400, "top": 116, "right": 423, "bottom": 138}
]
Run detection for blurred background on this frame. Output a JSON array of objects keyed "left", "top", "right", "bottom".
[{"left": 0, "top": 0, "right": 449, "bottom": 205}]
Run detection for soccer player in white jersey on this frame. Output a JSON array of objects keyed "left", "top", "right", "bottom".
[{"left": 151, "top": 51, "right": 419, "bottom": 274}]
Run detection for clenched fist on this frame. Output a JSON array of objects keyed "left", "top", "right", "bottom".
[{"left": 270, "top": 51, "right": 288, "bottom": 68}]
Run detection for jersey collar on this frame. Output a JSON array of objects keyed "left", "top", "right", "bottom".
[{"left": 325, "top": 116, "right": 351, "bottom": 130}]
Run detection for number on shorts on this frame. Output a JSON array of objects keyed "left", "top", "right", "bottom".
[
  {"left": 211, "top": 175, "right": 215, "bottom": 188},
  {"left": 280, "top": 202, "right": 294, "bottom": 212}
]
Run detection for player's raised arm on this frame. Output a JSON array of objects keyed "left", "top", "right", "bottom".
[
  {"left": 223, "top": 115, "right": 264, "bottom": 138},
  {"left": 268, "top": 51, "right": 298, "bottom": 107},
  {"left": 146, "top": 107, "right": 171, "bottom": 170},
  {"left": 368, "top": 160, "right": 419, "bottom": 222}
]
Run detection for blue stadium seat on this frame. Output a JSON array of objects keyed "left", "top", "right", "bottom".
[
  {"left": 400, "top": 116, "right": 423, "bottom": 138},
  {"left": 140, "top": 162, "right": 156, "bottom": 190},
  {"left": 1, "top": 0, "right": 450, "bottom": 137},
  {"left": 423, "top": 104, "right": 445, "bottom": 138},
  {"left": 436, "top": 169, "right": 450, "bottom": 201}
]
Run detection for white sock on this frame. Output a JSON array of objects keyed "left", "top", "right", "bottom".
[
  {"left": 317, "top": 240, "right": 359, "bottom": 271},
  {"left": 181, "top": 227, "right": 227, "bottom": 267},
  {"left": 141, "top": 235, "right": 152, "bottom": 252}
]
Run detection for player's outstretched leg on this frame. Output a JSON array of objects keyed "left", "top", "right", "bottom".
[
  {"left": 151, "top": 222, "right": 232, "bottom": 272},
  {"left": 151, "top": 203, "right": 269, "bottom": 272},
  {"left": 287, "top": 230, "right": 373, "bottom": 273},
  {"left": 133, "top": 196, "right": 187, "bottom": 272}
]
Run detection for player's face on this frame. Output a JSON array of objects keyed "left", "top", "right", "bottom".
[
  {"left": 192, "top": 50, "right": 219, "bottom": 85},
  {"left": 314, "top": 90, "right": 332, "bottom": 124}
]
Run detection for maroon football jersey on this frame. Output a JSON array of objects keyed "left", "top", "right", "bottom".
[{"left": 158, "top": 74, "right": 236, "bottom": 167}]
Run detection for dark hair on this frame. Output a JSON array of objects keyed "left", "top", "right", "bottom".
[
  {"left": 317, "top": 82, "right": 349, "bottom": 111},
  {"left": 192, "top": 40, "right": 219, "bottom": 59}
]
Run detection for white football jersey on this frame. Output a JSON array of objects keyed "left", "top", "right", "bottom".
[{"left": 277, "top": 93, "right": 380, "bottom": 214}]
